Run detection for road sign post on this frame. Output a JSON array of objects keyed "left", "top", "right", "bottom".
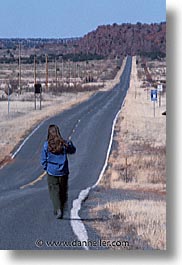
[
  {"left": 8, "top": 84, "right": 10, "bottom": 116},
  {"left": 151, "top": 89, "right": 157, "bottom": 117},
  {"left": 34, "top": 83, "right": 42, "bottom": 110},
  {"left": 157, "top": 84, "right": 163, "bottom": 107},
  {"left": 159, "top": 91, "right": 161, "bottom": 107},
  {"left": 147, "top": 87, "right": 149, "bottom": 100}
]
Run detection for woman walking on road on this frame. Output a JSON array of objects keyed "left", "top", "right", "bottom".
[{"left": 41, "top": 124, "right": 76, "bottom": 219}]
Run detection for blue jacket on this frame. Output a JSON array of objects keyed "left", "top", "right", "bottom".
[{"left": 41, "top": 140, "right": 76, "bottom": 176}]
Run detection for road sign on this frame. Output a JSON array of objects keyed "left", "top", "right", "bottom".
[
  {"left": 157, "top": 84, "right": 163, "bottom": 92},
  {"left": 151, "top": 89, "right": 157, "bottom": 117},
  {"left": 151, "top": 89, "right": 157, "bottom": 102},
  {"left": 34, "top": 83, "right": 42, "bottom": 94}
]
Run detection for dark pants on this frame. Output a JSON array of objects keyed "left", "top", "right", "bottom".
[{"left": 47, "top": 174, "right": 68, "bottom": 212}]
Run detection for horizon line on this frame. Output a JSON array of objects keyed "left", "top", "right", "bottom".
[{"left": 0, "top": 21, "right": 166, "bottom": 40}]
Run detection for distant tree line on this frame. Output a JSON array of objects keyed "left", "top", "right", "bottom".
[
  {"left": 62, "top": 53, "right": 104, "bottom": 62},
  {"left": 0, "top": 22, "right": 166, "bottom": 64},
  {"left": 139, "top": 51, "right": 166, "bottom": 60},
  {"left": 0, "top": 53, "right": 104, "bottom": 64}
]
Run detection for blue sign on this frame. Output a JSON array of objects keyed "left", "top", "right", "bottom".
[{"left": 151, "top": 90, "right": 157, "bottom": 101}]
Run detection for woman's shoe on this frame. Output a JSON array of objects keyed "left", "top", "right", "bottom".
[{"left": 56, "top": 209, "right": 63, "bottom": 219}]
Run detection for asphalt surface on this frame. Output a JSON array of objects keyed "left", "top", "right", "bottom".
[{"left": 0, "top": 56, "right": 132, "bottom": 250}]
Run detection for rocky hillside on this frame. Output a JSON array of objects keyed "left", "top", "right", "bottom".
[
  {"left": 0, "top": 22, "right": 166, "bottom": 63},
  {"left": 75, "top": 22, "right": 166, "bottom": 59}
]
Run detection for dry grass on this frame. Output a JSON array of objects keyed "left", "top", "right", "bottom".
[
  {"left": 102, "top": 143, "right": 166, "bottom": 193},
  {"left": 100, "top": 56, "right": 166, "bottom": 192},
  {"left": 91, "top": 200, "right": 166, "bottom": 250},
  {"left": 0, "top": 58, "right": 120, "bottom": 87},
  {"left": 0, "top": 60, "right": 126, "bottom": 163},
  {"left": 100, "top": 58, "right": 127, "bottom": 91},
  {"left": 84, "top": 56, "right": 166, "bottom": 250},
  {"left": 0, "top": 92, "right": 93, "bottom": 162}
]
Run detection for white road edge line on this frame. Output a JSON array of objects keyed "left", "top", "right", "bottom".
[
  {"left": 70, "top": 95, "right": 128, "bottom": 251},
  {"left": 11, "top": 120, "right": 46, "bottom": 159},
  {"left": 7, "top": 64, "right": 129, "bottom": 250}
]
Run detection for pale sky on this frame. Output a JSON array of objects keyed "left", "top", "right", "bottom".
[{"left": 0, "top": 0, "right": 166, "bottom": 38}]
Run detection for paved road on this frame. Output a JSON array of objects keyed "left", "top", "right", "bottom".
[{"left": 0, "top": 56, "right": 132, "bottom": 250}]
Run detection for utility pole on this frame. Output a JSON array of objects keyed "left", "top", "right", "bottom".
[
  {"left": 77, "top": 64, "right": 80, "bottom": 79},
  {"left": 34, "top": 53, "right": 37, "bottom": 86},
  {"left": 34, "top": 54, "right": 37, "bottom": 111},
  {"left": 69, "top": 59, "right": 71, "bottom": 87},
  {"left": 61, "top": 58, "right": 64, "bottom": 81},
  {"left": 18, "top": 43, "right": 21, "bottom": 95},
  {"left": 8, "top": 84, "right": 11, "bottom": 116},
  {"left": 74, "top": 62, "right": 76, "bottom": 87},
  {"left": 55, "top": 58, "right": 58, "bottom": 90},
  {"left": 45, "top": 54, "right": 48, "bottom": 90},
  {"left": 85, "top": 60, "right": 87, "bottom": 82}
]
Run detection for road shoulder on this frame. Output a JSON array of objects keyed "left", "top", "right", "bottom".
[{"left": 81, "top": 56, "right": 166, "bottom": 250}]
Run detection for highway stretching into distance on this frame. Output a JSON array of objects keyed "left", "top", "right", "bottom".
[{"left": 0, "top": 56, "right": 132, "bottom": 250}]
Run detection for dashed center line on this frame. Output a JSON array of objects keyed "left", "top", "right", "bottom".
[
  {"left": 20, "top": 172, "right": 46, "bottom": 189},
  {"left": 19, "top": 117, "right": 83, "bottom": 189},
  {"left": 19, "top": 108, "right": 94, "bottom": 190}
]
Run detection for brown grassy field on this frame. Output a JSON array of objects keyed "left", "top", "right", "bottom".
[
  {"left": 84, "top": 56, "right": 166, "bottom": 250},
  {"left": 0, "top": 59, "right": 126, "bottom": 164},
  {"left": 90, "top": 200, "right": 166, "bottom": 250},
  {"left": 101, "top": 56, "right": 166, "bottom": 192},
  {"left": 0, "top": 58, "right": 120, "bottom": 90},
  {"left": 0, "top": 92, "right": 94, "bottom": 163}
]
